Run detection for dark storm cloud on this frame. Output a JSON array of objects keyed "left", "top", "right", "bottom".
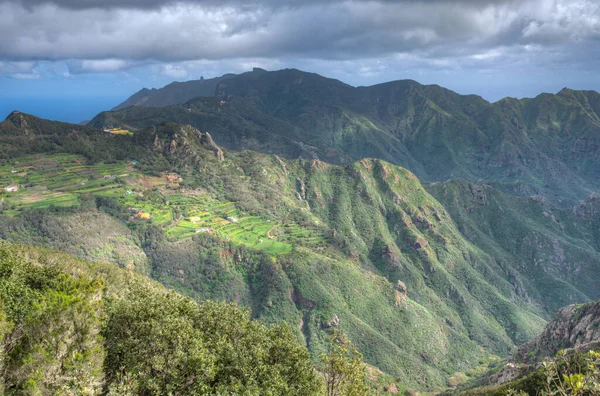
[{"left": 0, "top": 0, "right": 598, "bottom": 77}]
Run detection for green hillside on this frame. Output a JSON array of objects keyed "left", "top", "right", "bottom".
[
  {"left": 0, "top": 112, "right": 554, "bottom": 392},
  {"left": 3, "top": 70, "right": 600, "bottom": 393},
  {"left": 90, "top": 69, "right": 600, "bottom": 205},
  {"left": 0, "top": 240, "right": 320, "bottom": 395}
]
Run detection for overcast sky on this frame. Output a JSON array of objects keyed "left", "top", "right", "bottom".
[{"left": 1, "top": 0, "right": 599, "bottom": 122}]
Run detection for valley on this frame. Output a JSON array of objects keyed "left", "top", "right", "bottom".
[{"left": 1, "top": 68, "right": 600, "bottom": 394}]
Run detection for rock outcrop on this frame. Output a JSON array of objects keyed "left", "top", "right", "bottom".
[
  {"left": 199, "top": 131, "right": 224, "bottom": 161},
  {"left": 515, "top": 300, "right": 600, "bottom": 364}
]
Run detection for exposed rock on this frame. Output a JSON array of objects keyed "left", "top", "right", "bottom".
[
  {"left": 469, "top": 184, "right": 488, "bottom": 205},
  {"left": 516, "top": 300, "right": 600, "bottom": 364},
  {"left": 290, "top": 288, "right": 315, "bottom": 309},
  {"left": 199, "top": 131, "right": 224, "bottom": 161},
  {"left": 168, "top": 136, "right": 178, "bottom": 154},
  {"left": 274, "top": 155, "right": 288, "bottom": 175},
  {"left": 296, "top": 178, "right": 306, "bottom": 200},
  {"left": 322, "top": 314, "right": 340, "bottom": 329},
  {"left": 487, "top": 363, "right": 533, "bottom": 386},
  {"left": 396, "top": 280, "right": 407, "bottom": 294},
  {"left": 153, "top": 134, "right": 162, "bottom": 149},
  {"left": 394, "top": 280, "right": 408, "bottom": 307},
  {"left": 383, "top": 245, "right": 401, "bottom": 266}
]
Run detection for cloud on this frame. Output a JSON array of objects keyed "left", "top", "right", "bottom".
[
  {"left": 0, "top": 0, "right": 599, "bottom": 102},
  {"left": 11, "top": 0, "right": 524, "bottom": 11},
  {"left": 0, "top": 61, "right": 36, "bottom": 74},
  {"left": 0, "top": 0, "right": 597, "bottom": 64},
  {"left": 11, "top": 72, "right": 40, "bottom": 79},
  {"left": 159, "top": 64, "right": 189, "bottom": 79},
  {"left": 67, "top": 59, "right": 134, "bottom": 74},
  {"left": 0, "top": 60, "right": 41, "bottom": 79}
]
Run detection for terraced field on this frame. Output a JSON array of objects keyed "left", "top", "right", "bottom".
[{"left": 0, "top": 154, "right": 332, "bottom": 255}]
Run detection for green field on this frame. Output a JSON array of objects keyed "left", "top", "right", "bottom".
[{"left": 0, "top": 154, "right": 304, "bottom": 255}]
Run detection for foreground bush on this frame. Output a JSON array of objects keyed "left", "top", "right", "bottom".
[{"left": 0, "top": 241, "right": 321, "bottom": 395}]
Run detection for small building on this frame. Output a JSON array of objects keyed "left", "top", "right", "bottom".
[
  {"left": 10, "top": 169, "right": 17, "bottom": 174},
  {"left": 195, "top": 227, "right": 212, "bottom": 233},
  {"left": 166, "top": 173, "right": 182, "bottom": 183},
  {"left": 4, "top": 184, "right": 18, "bottom": 192},
  {"left": 126, "top": 190, "right": 133, "bottom": 195},
  {"left": 227, "top": 216, "right": 239, "bottom": 223},
  {"left": 137, "top": 211, "right": 152, "bottom": 220}
]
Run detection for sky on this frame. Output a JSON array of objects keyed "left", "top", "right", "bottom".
[{"left": 1, "top": 0, "right": 599, "bottom": 123}]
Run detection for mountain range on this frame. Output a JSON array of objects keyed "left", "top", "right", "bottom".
[
  {"left": 2, "top": 68, "right": 600, "bottom": 394},
  {"left": 94, "top": 68, "right": 600, "bottom": 206}
]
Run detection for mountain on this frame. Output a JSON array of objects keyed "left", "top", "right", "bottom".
[
  {"left": 453, "top": 299, "right": 600, "bottom": 395},
  {"left": 4, "top": 67, "right": 600, "bottom": 392},
  {"left": 515, "top": 300, "right": 600, "bottom": 364},
  {"left": 91, "top": 68, "right": 600, "bottom": 205},
  {"left": 0, "top": 112, "right": 556, "bottom": 392},
  {"left": 427, "top": 179, "right": 600, "bottom": 313},
  {"left": 112, "top": 68, "right": 268, "bottom": 111},
  {"left": 0, "top": 240, "right": 320, "bottom": 395}
]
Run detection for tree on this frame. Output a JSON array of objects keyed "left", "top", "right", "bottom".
[
  {"left": 104, "top": 286, "right": 321, "bottom": 395},
  {"left": 321, "top": 329, "right": 368, "bottom": 396}
]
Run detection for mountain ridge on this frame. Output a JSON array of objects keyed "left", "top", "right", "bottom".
[
  {"left": 91, "top": 68, "right": 600, "bottom": 206},
  {"left": 3, "top": 76, "right": 600, "bottom": 391}
]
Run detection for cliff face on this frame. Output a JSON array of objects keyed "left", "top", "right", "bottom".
[{"left": 515, "top": 300, "right": 600, "bottom": 364}]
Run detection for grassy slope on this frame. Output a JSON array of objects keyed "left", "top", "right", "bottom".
[
  {"left": 427, "top": 179, "right": 600, "bottom": 313},
  {"left": 90, "top": 69, "right": 600, "bottom": 205},
  {"left": 2, "top": 111, "right": 599, "bottom": 391},
  {"left": 0, "top": 151, "right": 549, "bottom": 390}
]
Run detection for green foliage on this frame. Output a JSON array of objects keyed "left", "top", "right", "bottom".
[
  {"left": 463, "top": 350, "right": 600, "bottom": 396},
  {"left": 4, "top": 94, "right": 600, "bottom": 393},
  {"left": 0, "top": 240, "right": 104, "bottom": 394},
  {"left": 0, "top": 241, "right": 321, "bottom": 395},
  {"left": 321, "top": 330, "right": 368, "bottom": 396},
  {"left": 105, "top": 287, "right": 320, "bottom": 395},
  {"left": 534, "top": 350, "right": 600, "bottom": 396}
]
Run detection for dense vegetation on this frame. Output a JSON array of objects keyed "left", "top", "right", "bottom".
[
  {"left": 0, "top": 240, "right": 322, "bottom": 395},
  {"left": 2, "top": 68, "right": 600, "bottom": 392},
  {"left": 92, "top": 68, "right": 600, "bottom": 205},
  {"left": 449, "top": 298, "right": 600, "bottom": 395},
  {"left": 456, "top": 350, "right": 600, "bottom": 396}
]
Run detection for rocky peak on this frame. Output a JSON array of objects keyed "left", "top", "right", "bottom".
[
  {"left": 198, "top": 131, "right": 224, "bottom": 161},
  {"left": 4, "top": 110, "right": 32, "bottom": 135}
]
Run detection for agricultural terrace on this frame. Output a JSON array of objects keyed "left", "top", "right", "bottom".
[{"left": 0, "top": 154, "right": 307, "bottom": 255}]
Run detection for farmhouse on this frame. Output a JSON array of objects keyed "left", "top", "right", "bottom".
[
  {"left": 166, "top": 173, "right": 182, "bottom": 183},
  {"left": 137, "top": 211, "right": 152, "bottom": 220},
  {"left": 227, "top": 216, "right": 239, "bottom": 223},
  {"left": 4, "top": 184, "right": 18, "bottom": 192}
]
